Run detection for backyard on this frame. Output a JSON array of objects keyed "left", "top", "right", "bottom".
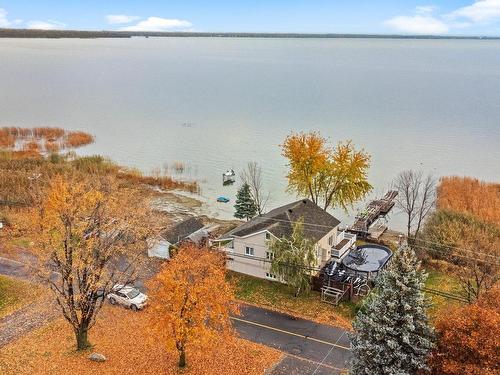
[
  {"left": 228, "top": 260, "right": 464, "bottom": 329},
  {"left": 228, "top": 271, "right": 357, "bottom": 329}
]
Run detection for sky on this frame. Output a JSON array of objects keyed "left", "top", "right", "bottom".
[{"left": 1, "top": 1, "right": 500, "bottom": 36}]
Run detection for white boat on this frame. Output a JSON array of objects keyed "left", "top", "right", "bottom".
[{"left": 222, "top": 169, "right": 236, "bottom": 184}]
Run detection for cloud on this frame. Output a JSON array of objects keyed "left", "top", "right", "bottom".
[
  {"left": 0, "top": 8, "right": 9, "bottom": 27},
  {"left": 0, "top": 8, "right": 22, "bottom": 27},
  {"left": 384, "top": 15, "right": 449, "bottom": 34},
  {"left": 26, "top": 20, "right": 66, "bottom": 30},
  {"left": 448, "top": 0, "right": 500, "bottom": 22},
  {"left": 120, "top": 17, "right": 192, "bottom": 31},
  {"left": 106, "top": 14, "right": 140, "bottom": 24},
  {"left": 415, "top": 5, "right": 437, "bottom": 15},
  {"left": 385, "top": 1, "right": 500, "bottom": 34}
]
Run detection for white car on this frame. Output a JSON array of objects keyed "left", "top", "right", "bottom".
[{"left": 107, "top": 284, "right": 148, "bottom": 311}]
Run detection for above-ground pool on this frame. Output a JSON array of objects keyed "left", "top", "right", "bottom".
[{"left": 341, "top": 244, "right": 392, "bottom": 278}]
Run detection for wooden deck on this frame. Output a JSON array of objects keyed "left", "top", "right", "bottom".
[{"left": 348, "top": 190, "right": 398, "bottom": 237}]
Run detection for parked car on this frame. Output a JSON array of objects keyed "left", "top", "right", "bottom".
[{"left": 107, "top": 284, "right": 148, "bottom": 311}]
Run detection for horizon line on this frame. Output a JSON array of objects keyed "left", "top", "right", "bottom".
[{"left": 1, "top": 28, "right": 500, "bottom": 40}]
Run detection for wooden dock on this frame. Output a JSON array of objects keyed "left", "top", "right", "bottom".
[{"left": 348, "top": 190, "right": 398, "bottom": 237}]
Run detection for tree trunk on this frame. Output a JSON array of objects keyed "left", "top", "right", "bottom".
[
  {"left": 178, "top": 348, "right": 186, "bottom": 368},
  {"left": 75, "top": 324, "right": 90, "bottom": 351}
]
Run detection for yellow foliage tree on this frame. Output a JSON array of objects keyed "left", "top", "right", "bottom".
[
  {"left": 149, "top": 245, "right": 238, "bottom": 368},
  {"left": 281, "top": 131, "right": 372, "bottom": 210},
  {"left": 33, "top": 175, "right": 155, "bottom": 350}
]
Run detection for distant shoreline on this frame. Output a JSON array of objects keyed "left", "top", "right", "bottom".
[{"left": 0, "top": 28, "right": 499, "bottom": 40}]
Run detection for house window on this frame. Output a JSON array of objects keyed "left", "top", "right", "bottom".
[
  {"left": 328, "top": 235, "right": 334, "bottom": 246},
  {"left": 265, "top": 232, "right": 271, "bottom": 240},
  {"left": 265, "top": 251, "right": 274, "bottom": 260},
  {"left": 245, "top": 246, "right": 254, "bottom": 256},
  {"left": 266, "top": 272, "right": 277, "bottom": 279}
]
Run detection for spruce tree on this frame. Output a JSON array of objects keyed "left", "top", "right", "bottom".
[
  {"left": 350, "top": 246, "right": 434, "bottom": 375},
  {"left": 234, "top": 183, "right": 257, "bottom": 221}
]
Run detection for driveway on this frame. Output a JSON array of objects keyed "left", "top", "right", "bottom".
[{"left": 0, "top": 257, "right": 59, "bottom": 348}]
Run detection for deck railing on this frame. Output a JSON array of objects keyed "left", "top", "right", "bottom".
[{"left": 331, "top": 231, "right": 356, "bottom": 259}]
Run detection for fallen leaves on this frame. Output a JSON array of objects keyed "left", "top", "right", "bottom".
[{"left": 0, "top": 305, "right": 281, "bottom": 375}]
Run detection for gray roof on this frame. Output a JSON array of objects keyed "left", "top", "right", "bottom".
[
  {"left": 222, "top": 199, "right": 340, "bottom": 242},
  {"left": 163, "top": 217, "right": 204, "bottom": 244}
]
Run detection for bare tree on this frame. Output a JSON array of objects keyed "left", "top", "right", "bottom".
[
  {"left": 240, "top": 162, "right": 270, "bottom": 215},
  {"left": 394, "top": 170, "right": 436, "bottom": 243},
  {"left": 33, "top": 175, "right": 157, "bottom": 350}
]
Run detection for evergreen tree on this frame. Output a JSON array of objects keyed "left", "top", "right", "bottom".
[
  {"left": 350, "top": 246, "right": 434, "bottom": 375},
  {"left": 269, "top": 219, "right": 316, "bottom": 296},
  {"left": 234, "top": 183, "right": 257, "bottom": 221}
]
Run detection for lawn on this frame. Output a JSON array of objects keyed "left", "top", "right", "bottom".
[
  {"left": 0, "top": 306, "right": 282, "bottom": 375},
  {"left": 0, "top": 275, "right": 43, "bottom": 319},
  {"left": 423, "top": 263, "right": 464, "bottom": 320},
  {"left": 227, "top": 272, "right": 356, "bottom": 329}
]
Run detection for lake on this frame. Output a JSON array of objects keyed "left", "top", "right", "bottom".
[{"left": 1, "top": 37, "right": 499, "bottom": 227}]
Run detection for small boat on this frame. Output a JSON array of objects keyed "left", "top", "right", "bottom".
[
  {"left": 217, "top": 196, "right": 230, "bottom": 203},
  {"left": 222, "top": 169, "right": 236, "bottom": 185}
]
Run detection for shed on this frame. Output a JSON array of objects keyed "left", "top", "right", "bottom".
[{"left": 147, "top": 217, "right": 205, "bottom": 259}]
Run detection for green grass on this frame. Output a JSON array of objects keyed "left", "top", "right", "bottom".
[
  {"left": 227, "top": 271, "right": 358, "bottom": 328},
  {"left": 0, "top": 275, "right": 43, "bottom": 319},
  {"left": 423, "top": 266, "right": 463, "bottom": 320},
  {"left": 227, "top": 257, "right": 462, "bottom": 328}
]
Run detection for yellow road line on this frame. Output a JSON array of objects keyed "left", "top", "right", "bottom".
[{"left": 230, "top": 316, "right": 351, "bottom": 351}]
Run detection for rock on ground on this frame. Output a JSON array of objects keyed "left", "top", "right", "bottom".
[{"left": 88, "top": 352, "right": 107, "bottom": 362}]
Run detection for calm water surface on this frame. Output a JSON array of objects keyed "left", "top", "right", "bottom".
[{"left": 1, "top": 37, "right": 499, "bottom": 226}]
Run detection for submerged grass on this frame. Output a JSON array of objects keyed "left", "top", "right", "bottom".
[{"left": 0, "top": 126, "right": 94, "bottom": 153}]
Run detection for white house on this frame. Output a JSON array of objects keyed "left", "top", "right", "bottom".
[{"left": 213, "top": 199, "right": 356, "bottom": 280}]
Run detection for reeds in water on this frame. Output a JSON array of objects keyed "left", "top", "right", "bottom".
[{"left": 0, "top": 127, "right": 94, "bottom": 154}]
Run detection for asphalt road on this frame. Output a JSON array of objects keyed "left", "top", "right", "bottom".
[
  {"left": 236, "top": 304, "right": 351, "bottom": 374},
  {"left": 0, "top": 256, "right": 351, "bottom": 373}
]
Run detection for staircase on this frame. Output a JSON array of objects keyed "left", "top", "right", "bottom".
[{"left": 320, "top": 285, "right": 350, "bottom": 305}]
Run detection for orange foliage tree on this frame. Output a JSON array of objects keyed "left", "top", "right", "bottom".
[
  {"left": 149, "top": 245, "right": 238, "bottom": 368},
  {"left": 33, "top": 175, "right": 155, "bottom": 350},
  {"left": 429, "top": 286, "right": 500, "bottom": 375},
  {"left": 437, "top": 176, "right": 500, "bottom": 227},
  {"left": 281, "top": 131, "right": 372, "bottom": 210}
]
